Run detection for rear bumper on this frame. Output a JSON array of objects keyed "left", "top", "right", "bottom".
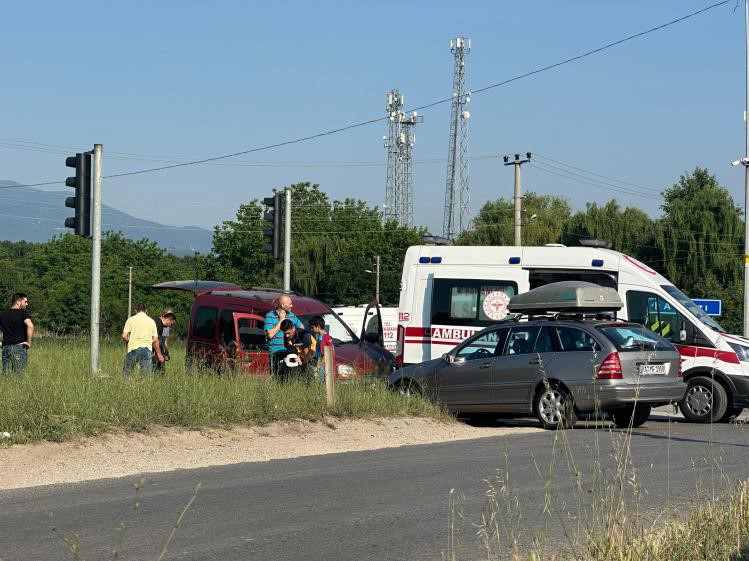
[{"left": 572, "top": 381, "right": 687, "bottom": 411}]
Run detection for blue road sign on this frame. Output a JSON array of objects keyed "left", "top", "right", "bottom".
[{"left": 691, "top": 299, "right": 722, "bottom": 316}]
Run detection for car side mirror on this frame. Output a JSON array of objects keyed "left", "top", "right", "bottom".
[
  {"left": 442, "top": 353, "right": 454, "bottom": 364},
  {"left": 679, "top": 322, "right": 687, "bottom": 342}
]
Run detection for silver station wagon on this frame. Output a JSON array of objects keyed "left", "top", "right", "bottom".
[{"left": 389, "top": 282, "right": 686, "bottom": 430}]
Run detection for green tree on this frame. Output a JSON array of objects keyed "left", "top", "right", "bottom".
[
  {"left": 653, "top": 168, "right": 744, "bottom": 332},
  {"left": 456, "top": 192, "right": 571, "bottom": 246},
  {"left": 564, "top": 200, "right": 656, "bottom": 260}
]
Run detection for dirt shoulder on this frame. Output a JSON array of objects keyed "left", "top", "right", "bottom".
[{"left": 0, "top": 418, "right": 540, "bottom": 490}]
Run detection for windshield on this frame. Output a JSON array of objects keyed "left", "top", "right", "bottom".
[
  {"left": 298, "top": 313, "right": 358, "bottom": 345},
  {"left": 660, "top": 285, "right": 726, "bottom": 333}
]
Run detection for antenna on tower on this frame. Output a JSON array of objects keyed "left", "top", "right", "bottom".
[
  {"left": 384, "top": 90, "right": 423, "bottom": 227},
  {"left": 443, "top": 36, "right": 471, "bottom": 240}
]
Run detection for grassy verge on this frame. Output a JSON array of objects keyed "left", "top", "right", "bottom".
[
  {"left": 576, "top": 479, "right": 749, "bottom": 561},
  {"left": 0, "top": 337, "right": 449, "bottom": 444}
]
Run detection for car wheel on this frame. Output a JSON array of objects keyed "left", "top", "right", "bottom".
[
  {"left": 679, "top": 376, "right": 728, "bottom": 423},
  {"left": 719, "top": 406, "right": 744, "bottom": 423},
  {"left": 535, "top": 383, "right": 576, "bottom": 430},
  {"left": 611, "top": 405, "right": 651, "bottom": 429},
  {"left": 394, "top": 379, "right": 421, "bottom": 398}
]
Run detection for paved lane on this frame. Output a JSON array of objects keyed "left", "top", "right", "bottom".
[{"left": 2, "top": 416, "right": 749, "bottom": 561}]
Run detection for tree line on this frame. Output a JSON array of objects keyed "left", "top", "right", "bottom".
[{"left": 0, "top": 168, "right": 743, "bottom": 335}]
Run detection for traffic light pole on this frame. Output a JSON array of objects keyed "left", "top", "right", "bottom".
[
  {"left": 284, "top": 187, "right": 291, "bottom": 292},
  {"left": 90, "top": 144, "right": 103, "bottom": 377}
]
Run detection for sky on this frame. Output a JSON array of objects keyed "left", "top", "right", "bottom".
[{"left": 1, "top": 0, "right": 747, "bottom": 235}]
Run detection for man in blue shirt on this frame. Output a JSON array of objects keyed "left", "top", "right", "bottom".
[{"left": 265, "top": 294, "right": 303, "bottom": 377}]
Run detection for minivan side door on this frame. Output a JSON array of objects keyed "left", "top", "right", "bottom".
[{"left": 233, "top": 313, "right": 269, "bottom": 377}]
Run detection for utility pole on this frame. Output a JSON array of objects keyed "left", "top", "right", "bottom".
[
  {"left": 128, "top": 266, "right": 133, "bottom": 317},
  {"left": 284, "top": 187, "right": 291, "bottom": 292},
  {"left": 365, "top": 255, "right": 381, "bottom": 303},
  {"left": 503, "top": 152, "right": 532, "bottom": 247},
  {"left": 735, "top": 1, "right": 749, "bottom": 336},
  {"left": 375, "top": 255, "right": 380, "bottom": 303},
  {"left": 90, "top": 144, "right": 103, "bottom": 377}
]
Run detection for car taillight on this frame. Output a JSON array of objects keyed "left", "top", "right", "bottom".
[
  {"left": 677, "top": 359, "right": 683, "bottom": 378},
  {"left": 596, "top": 352, "right": 622, "bottom": 379},
  {"left": 395, "top": 325, "right": 405, "bottom": 368}
]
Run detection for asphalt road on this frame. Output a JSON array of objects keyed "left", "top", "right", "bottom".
[{"left": 3, "top": 414, "right": 749, "bottom": 561}]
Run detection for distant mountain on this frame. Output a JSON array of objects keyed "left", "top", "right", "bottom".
[{"left": 0, "top": 181, "right": 213, "bottom": 255}]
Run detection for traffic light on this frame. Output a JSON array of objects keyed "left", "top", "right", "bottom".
[
  {"left": 262, "top": 192, "right": 282, "bottom": 260},
  {"left": 64, "top": 152, "right": 92, "bottom": 237}
]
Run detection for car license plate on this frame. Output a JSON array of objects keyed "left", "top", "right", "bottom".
[{"left": 638, "top": 363, "right": 667, "bottom": 375}]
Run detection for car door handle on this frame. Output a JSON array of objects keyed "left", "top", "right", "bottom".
[
  {"left": 528, "top": 359, "right": 541, "bottom": 365},
  {"left": 479, "top": 362, "right": 492, "bottom": 369}
]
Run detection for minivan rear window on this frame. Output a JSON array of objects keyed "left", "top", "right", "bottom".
[{"left": 597, "top": 325, "right": 674, "bottom": 352}]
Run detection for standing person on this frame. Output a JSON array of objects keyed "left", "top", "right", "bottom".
[
  {"left": 309, "top": 315, "right": 334, "bottom": 382},
  {"left": 160, "top": 308, "right": 174, "bottom": 358},
  {"left": 264, "top": 294, "right": 303, "bottom": 377},
  {"left": 0, "top": 293, "right": 34, "bottom": 375},
  {"left": 122, "top": 303, "right": 163, "bottom": 376},
  {"left": 152, "top": 311, "right": 176, "bottom": 372}
]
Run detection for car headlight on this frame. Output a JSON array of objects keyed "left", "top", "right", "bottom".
[
  {"left": 337, "top": 364, "right": 356, "bottom": 378},
  {"left": 728, "top": 342, "right": 749, "bottom": 362}
]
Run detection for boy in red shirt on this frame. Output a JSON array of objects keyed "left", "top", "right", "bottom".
[{"left": 309, "top": 315, "right": 334, "bottom": 382}]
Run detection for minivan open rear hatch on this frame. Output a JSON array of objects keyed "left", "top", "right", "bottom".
[{"left": 150, "top": 280, "right": 243, "bottom": 295}]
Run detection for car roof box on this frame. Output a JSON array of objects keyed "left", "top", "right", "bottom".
[{"left": 508, "top": 281, "right": 623, "bottom": 313}]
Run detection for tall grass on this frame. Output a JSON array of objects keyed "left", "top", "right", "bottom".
[{"left": 0, "top": 337, "right": 447, "bottom": 444}]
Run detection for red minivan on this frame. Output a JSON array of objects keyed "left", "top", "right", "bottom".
[{"left": 151, "top": 280, "right": 394, "bottom": 379}]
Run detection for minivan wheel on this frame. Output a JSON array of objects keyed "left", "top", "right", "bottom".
[
  {"left": 679, "top": 376, "right": 728, "bottom": 423},
  {"left": 535, "top": 383, "right": 576, "bottom": 430},
  {"left": 611, "top": 405, "right": 651, "bottom": 429}
]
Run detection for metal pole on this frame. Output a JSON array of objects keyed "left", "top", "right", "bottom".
[
  {"left": 744, "top": 0, "right": 749, "bottom": 337},
  {"left": 284, "top": 187, "right": 291, "bottom": 292},
  {"left": 513, "top": 162, "right": 522, "bottom": 247},
  {"left": 90, "top": 144, "right": 103, "bottom": 377},
  {"left": 128, "top": 266, "right": 132, "bottom": 317},
  {"left": 375, "top": 255, "right": 380, "bottom": 303}
]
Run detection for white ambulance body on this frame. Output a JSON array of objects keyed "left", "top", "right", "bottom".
[
  {"left": 332, "top": 306, "right": 398, "bottom": 353},
  {"left": 396, "top": 245, "right": 749, "bottom": 422}
]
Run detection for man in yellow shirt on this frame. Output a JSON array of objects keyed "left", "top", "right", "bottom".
[{"left": 122, "top": 303, "right": 163, "bottom": 375}]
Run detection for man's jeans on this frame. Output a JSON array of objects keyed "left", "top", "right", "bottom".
[
  {"left": 2, "top": 344, "right": 28, "bottom": 375},
  {"left": 123, "top": 347, "right": 153, "bottom": 376}
]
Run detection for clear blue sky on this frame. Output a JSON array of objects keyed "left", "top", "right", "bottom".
[{"left": 1, "top": 0, "right": 746, "bottom": 234}]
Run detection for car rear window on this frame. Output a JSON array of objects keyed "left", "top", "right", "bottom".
[{"left": 596, "top": 325, "right": 674, "bottom": 352}]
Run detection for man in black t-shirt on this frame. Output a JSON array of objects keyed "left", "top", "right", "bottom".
[
  {"left": 0, "top": 293, "right": 34, "bottom": 374},
  {"left": 151, "top": 311, "right": 176, "bottom": 372}
]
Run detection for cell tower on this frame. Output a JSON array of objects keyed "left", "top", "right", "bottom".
[
  {"left": 442, "top": 36, "right": 471, "bottom": 240},
  {"left": 384, "top": 90, "right": 422, "bottom": 226}
]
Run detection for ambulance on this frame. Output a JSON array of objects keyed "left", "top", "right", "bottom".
[{"left": 395, "top": 244, "right": 749, "bottom": 423}]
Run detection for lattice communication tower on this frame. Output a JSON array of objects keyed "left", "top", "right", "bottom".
[
  {"left": 442, "top": 36, "right": 471, "bottom": 239},
  {"left": 384, "top": 90, "right": 422, "bottom": 227}
]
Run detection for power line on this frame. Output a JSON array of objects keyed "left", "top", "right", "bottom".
[
  {"left": 528, "top": 162, "right": 663, "bottom": 200},
  {"left": 0, "top": 0, "right": 730, "bottom": 187}
]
